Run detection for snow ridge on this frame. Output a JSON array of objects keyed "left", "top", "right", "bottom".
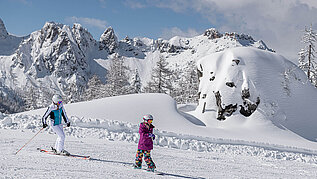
[{"left": 2, "top": 112, "right": 317, "bottom": 165}]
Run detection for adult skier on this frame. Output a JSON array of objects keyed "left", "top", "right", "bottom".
[
  {"left": 134, "top": 114, "right": 156, "bottom": 171},
  {"left": 42, "top": 94, "right": 71, "bottom": 155}
]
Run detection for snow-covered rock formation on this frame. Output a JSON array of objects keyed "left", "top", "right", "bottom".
[
  {"left": 195, "top": 47, "right": 317, "bottom": 141},
  {"left": 99, "top": 27, "right": 118, "bottom": 54}
]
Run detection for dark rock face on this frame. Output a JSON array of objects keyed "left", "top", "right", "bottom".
[
  {"left": 239, "top": 88, "right": 260, "bottom": 117},
  {"left": 156, "top": 39, "right": 188, "bottom": 54},
  {"left": 226, "top": 82, "right": 236, "bottom": 88},
  {"left": 214, "top": 91, "right": 238, "bottom": 120},
  {"left": 204, "top": 28, "right": 222, "bottom": 39},
  {"left": 213, "top": 88, "right": 260, "bottom": 120}
]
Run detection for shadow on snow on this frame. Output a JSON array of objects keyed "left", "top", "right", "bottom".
[{"left": 90, "top": 157, "right": 206, "bottom": 179}]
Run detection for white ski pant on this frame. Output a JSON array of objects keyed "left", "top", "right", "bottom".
[{"left": 51, "top": 124, "right": 65, "bottom": 152}]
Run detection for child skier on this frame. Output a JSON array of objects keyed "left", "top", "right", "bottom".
[
  {"left": 134, "top": 114, "right": 156, "bottom": 171},
  {"left": 42, "top": 94, "right": 71, "bottom": 155}
]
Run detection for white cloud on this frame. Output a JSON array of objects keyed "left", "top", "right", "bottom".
[
  {"left": 65, "top": 16, "right": 108, "bottom": 30},
  {"left": 299, "top": 0, "right": 317, "bottom": 9},
  {"left": 160, "top": 27, "right": 200, "bottom": 39}
]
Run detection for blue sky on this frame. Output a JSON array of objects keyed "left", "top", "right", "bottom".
[
  {"left": 0, "top": 0, "right": 210, "bottom": 40},
  {"left": 1, "top": 0, "right": 317, "bottom": 61}
]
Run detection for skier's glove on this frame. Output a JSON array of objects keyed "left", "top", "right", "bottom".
[
  {"left": 148, "top": 133, "right": 155, "bottom": 139},
  {"left": 67, "top": 122, "right": 71, "bottom": 127},
  {"left": 43, "top": 123, "right": 48, "bottom": 128}
]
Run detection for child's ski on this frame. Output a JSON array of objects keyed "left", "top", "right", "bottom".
[
  {"left": 131, "top": 164, "right": 164, "bottom": 175},
  {"left": 37, "top": 148, "right": 90, "bottom": 160},
  {"left": 143, "top": 168, "right": 164, "bottom": 175}
]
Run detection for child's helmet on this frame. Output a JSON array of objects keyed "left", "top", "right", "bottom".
[
  {"left": 52, "top": 94, "right": 62, "bottom": 104},
  {"left": 143, "top": 114, "right": 153, "bottom": 121}
]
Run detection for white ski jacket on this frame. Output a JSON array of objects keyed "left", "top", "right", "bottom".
[{"left": 42, "top": 103, "right": 69, "bottom": 126}]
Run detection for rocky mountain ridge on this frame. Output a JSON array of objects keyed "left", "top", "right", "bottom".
[{"left": 0, "top": 18, "right": 274, "bottom": 113}]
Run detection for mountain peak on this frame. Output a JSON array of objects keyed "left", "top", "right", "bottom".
[
  {"left": 203, "top": 28, "right": 222, "bottom": 39},
  {"left": 42, "top": 21, "right": 63, "bottom": 31},
  {"left": 100, "top": 26, "right": 116, "bottom": 41},
  {"left": 0, "top": 18, "right": 9, "bottom": 38},
  {"left": 99, "top": 26, "right": 118, "bottom": 54}
]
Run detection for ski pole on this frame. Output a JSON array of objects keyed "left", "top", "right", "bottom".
[{"left": 15, "top": 127, "right": 45, "bottom": 155}]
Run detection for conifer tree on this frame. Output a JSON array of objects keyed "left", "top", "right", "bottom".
[
  {"left": 298, "top": 24, "right": 317, "bottom": 86},
  {"left": 82, "top": 75, "right": 106, "bottom": 100},
  {"left": 131, "top": 69, "right": 142, "bottom": 94},
  {"left": 105, "top": 54, "right": 131, "bottom": 96},
  {"left": 144, "top": 55, "right": 173, "bottom": 94},
  {"left": 173, "top": 60, "right": 199, "bottom": 104}
]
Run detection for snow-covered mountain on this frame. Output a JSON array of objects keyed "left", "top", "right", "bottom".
[{"left": 0, "top": 19, "right": 275, "bottom": 113}]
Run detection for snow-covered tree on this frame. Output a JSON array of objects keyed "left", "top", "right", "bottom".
[
  {"left": 298, "top": 24, "right": 317, "bottom": 86},
  {"left": 130, "top": 69, "right": 142, "bottom": 94},
  {"left": 22, "top": 83, "right": 52, "bottom": 110},
  {"left": 0, "top": 82, "right": 25, "bottom": 113},
  {"left": 23, "top": 85, "right": 39, "bottom": 110},
  {"left": 173, "top": 61, "right": 199, "bottom": 104},
  {"left": 143, "top": 55, "right": 173, "bottom": 94},
  {"left": 105, "top": 54, "right": 131, "bottom": 96},
  {"left": 82, "top": 75, "right": 106, "bottom": 101},
  {"left": 64, "top": 82, "right": 85, "bottom": 103}
]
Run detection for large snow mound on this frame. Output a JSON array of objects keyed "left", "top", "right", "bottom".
[
  {"left": 21, "top": 93, "right": 199, "bottom": 134},
  {"left": 195, "top": 47, "right": 317, "bottom": 141}
]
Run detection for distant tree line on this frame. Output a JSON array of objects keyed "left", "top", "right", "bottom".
[
  {"left": 0, "top": 53, "right": 200, "bottom": 114},
  {"left": 81, "top": 54, "right": 199, "bottom": 104}
]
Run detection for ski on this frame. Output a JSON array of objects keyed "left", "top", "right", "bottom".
[
  {"left": 37, "top": 148, "right": 90, "bottom": 160},
  {"left": 143, "top": 168, "right": 164, "bottom": 175},
  {"left": 130, "top": 164, "right": 164, "bottom": 175}
]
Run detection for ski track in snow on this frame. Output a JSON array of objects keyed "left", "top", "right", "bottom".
[{"left": 2, "top": 112, "right": 317, "bottom": 167}]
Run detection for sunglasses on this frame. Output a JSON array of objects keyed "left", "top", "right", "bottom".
[{"left": 57, "top": 101, "right": 62, "bottom": 105}]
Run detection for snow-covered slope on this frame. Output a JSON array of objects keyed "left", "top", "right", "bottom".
[
  {"left": 2, "top": 93, "right": 317, "bottom": 178},
  {"left": 195, "top": 47, "right": 317, "bottom": 141},
  {"left": 3, "top": 129, "right": 317, "bottom": 178},
  {"left": 7, "top": 93, "right": 316, "bottom": 152}
]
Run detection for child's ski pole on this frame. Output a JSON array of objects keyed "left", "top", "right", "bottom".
[{"left": 15, "top": 127, "right": 45, "bottom": 155}]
